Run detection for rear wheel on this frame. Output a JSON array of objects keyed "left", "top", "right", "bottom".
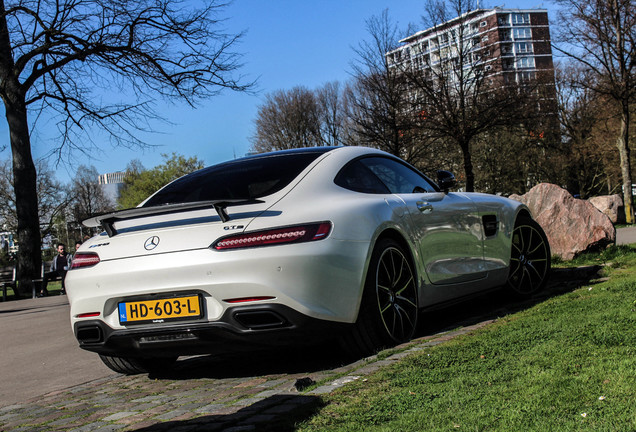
[
  {"left": 345, "top": 238, "right": 418, "bottom": 357},
  {"left": 99, "top": 354, "right": 177, "bottom": 375},
  {"left": 507, "top": 216, "right": 551, "bottom": 297}
]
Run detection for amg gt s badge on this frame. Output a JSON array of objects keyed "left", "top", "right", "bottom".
[{"left": 144, "top": 236, "right": 160, "bottom": 250}]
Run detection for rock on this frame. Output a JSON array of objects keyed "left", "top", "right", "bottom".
[
  {"left": 588, "top": 194, "right": 624, "bottom": 224},
  {"left": 293, "top": 377, "right": 316, "bottom": 391},
  {"left": 509, "top": 183, "right": 615, "bottom": 260}
]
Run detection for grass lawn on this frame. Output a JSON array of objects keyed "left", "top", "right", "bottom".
[
  {"left": 1, "top": 281, "right": 64, "bottom": 300},
  {"left": 297, "top": 246, "right": 636, "bottom": 431}
]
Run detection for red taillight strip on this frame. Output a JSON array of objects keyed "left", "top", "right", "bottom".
[
  {"left": 70, "top": 252, "right": 101, "bottom": 269},
  {"left": 77, "top": 312, "right": 101, "bottom": 318},
  {"left": 212, "top": 222, "right": 332, "bottom": 251},
  {"left": 223, "top": 296, "right": 275, "bottom": 304}
]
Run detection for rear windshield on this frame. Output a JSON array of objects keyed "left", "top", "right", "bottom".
[{"left": 143, "top": 152, "right": 325, "bottom": 207}]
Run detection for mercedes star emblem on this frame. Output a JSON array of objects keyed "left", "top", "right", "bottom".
[{"left": 144, "top": 236, "right": 160, "bottom": 250}]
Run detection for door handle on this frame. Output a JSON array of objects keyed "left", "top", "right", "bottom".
[{"left": 417, "top": 201, "right": 433, "bottom": 213}]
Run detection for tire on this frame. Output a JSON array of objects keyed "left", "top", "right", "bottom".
[
  {"left": 507, "top": 216, "right": 551, "bottom": 297},
  {"left": 345, "top": 238, "right": 419, "bottom": 357},
  {"left": 99, "top": 354, "right": 177, "bottom": 375}
]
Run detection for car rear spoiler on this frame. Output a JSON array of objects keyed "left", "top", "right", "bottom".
[{"left": 83, "top": 199, "right": 263, "bottom": 237}]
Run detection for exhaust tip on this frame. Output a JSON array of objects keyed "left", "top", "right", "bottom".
[
  {"left": 233, "top": 310, "right": 288, "bottom": 330},
  {"left": 76, "top": 325, "right": 103, "bottom": 344}
]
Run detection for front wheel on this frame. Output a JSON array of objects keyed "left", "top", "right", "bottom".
[
  {"left": 507, "top": 216, "right": 551, "bottom": 297},
  {"left": 344, "top": 238, "right": 419, "bottom": 357}
]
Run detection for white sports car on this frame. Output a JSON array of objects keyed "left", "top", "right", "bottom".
[{"left": 67, "top": 146, "right": 550, "bottom": 374}]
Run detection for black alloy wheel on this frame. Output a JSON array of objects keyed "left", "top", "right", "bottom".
[
  {"left": 507, "top": 216, "right": 551, "bottom": 296},
  {"left": 345, "top": 238, "right": 419, "bottom": 357},
  {"left": 374, "top": 245, "right": 419, "bottom": 342}
]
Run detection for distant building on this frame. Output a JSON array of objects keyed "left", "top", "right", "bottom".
[
  {"left": 98, "top": 171, "right": 126, "bottom": 204},
  {"left": 387, "top": 8, "right": 555, "bottom": 89}
]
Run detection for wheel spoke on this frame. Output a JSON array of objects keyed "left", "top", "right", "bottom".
[
  {"left": 526, "top": 227, "right": 534, "bottom": 252},
  {"left": 380, "top": 302, "right": 392, "bottom": 314},
  {"left": 527, "top": 262, "right": 545, "bottom": 281},
  {"left": 395, "top": 304, "right": 415, "bottom": 329},
  {"left": 395, "top": 295, "right": 417, "bottom": 309},
  {"left": 393, "top": 252, "right": 404, "bottom": 287},
  {"left": 377, "top": 284, "right": 391, "bottom": 293},
  {"left": 395, "top": 276, "right": 414, "bottom": 295},
  {"left": 389, "top": 251, "right": 397, "bottom": 286}
]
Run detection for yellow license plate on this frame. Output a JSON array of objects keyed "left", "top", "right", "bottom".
[{"left": 118, "top": 295, "right": 202, "bottom": 324}]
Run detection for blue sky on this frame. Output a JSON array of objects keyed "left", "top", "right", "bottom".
[{"left": 0, "top": 0, "right": 548, "bottom": 183}]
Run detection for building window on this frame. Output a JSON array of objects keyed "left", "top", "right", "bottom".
[
  {"left": 516, "top": 57, "right": 535, "bottom": 69},
  {"left": 513, "top": 28, "right": 532, "bottom": 39},
  {"left": 498, "top": 14, "right": 510, "bottom": 26},
  {"left": 518, "top": 71, "right": 536, "bottom": 82},
  {"left": 512, "top": 13, "right": 530, "bottom": 25},
  {"left": 482, "top": 35, "right": 489, "bottom": 43},
  {"left": 480, "top": 21, "right": 487, "bottom": 27},
  {"left": 515, "top": 42, "right": 533, "bottom": 53}
]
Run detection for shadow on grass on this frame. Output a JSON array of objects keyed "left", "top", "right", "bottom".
[
  {"left": 150, "top": 265, "right": 603, "bottom": 383},
  {"left": 131, "top": 394, "right": 324, "bottom": 432},
  {"left": 417, "top": 265, "right": 603, "bottom": 337}
]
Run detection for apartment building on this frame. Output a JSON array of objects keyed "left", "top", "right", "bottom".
[{"left": 387, "top": 8, "right": 554, "bottom": 87}]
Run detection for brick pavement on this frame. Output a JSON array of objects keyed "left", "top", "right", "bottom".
[{"left": 0, "top": 322, "right": 494, "bottom": 432}]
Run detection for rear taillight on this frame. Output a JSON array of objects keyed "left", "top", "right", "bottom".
[
  {"left": 71, "top": 252, "right": 101, "bottom": 269},
  {"left": 212, "top": 222, "right": 331, "bottom": 250}
]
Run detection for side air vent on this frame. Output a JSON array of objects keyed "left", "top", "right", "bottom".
[{"left": 482, "top": 215, "right": 498, "bottom": 237}]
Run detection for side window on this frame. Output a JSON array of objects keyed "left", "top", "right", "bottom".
[
  {"left": 360, "top": 157, "right": 437, "bottom": 194},
  {"left": 334, "top": 160, "right": 391, "bottom": 194}
]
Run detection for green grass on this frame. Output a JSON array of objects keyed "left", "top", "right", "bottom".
[
  {"left": 1, "top": 281, "right": 63, "bottom": 300},
  {"left": 297, "top": 248, "right": 636, "bottom": 431}
]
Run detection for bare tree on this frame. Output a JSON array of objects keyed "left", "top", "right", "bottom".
[
  {"left": 347, "top": 10, "right": 428, "bottom": 165},
  {"left": 251, "top": 86, "right": 323, "bottom": 152},
  {"left": 552, "top": 0, "right": 636, "bottom": 222},
  {"left": 316, "top": 81, "right": 349, "bottom": 147},
  {"left": 0, "top": 158, "right": 67, "bottom": 238},
  {"left": 554, "top": 63, "right": 620, "bottom": 198},
  {"left": 0, "top": 0, "right": 252, "bottom": 294},
  {"left": 69, "top": 165, "right": 114, "bottom": 226}
]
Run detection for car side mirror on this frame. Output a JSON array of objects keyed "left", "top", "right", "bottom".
[{"left": 437, "top": 170, "right": 457, "bottom": 193}]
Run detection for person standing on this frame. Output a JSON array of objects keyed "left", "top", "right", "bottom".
[
  {"left": 39, "top": 243, "right": 70, "bottom": 296},
  {"left": 68, "top": 240, "right": 82, "bottom": 267}
]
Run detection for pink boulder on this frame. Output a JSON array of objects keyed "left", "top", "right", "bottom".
[
  {"left": 509, "top": 183, "right": 615, "bottom": 260},
  {"left": 588, "top": 194, "right": 624, "bottom": 224}
]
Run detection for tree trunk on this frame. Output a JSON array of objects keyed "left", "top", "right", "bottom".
[
  {"left": 5, "top": 101, "right": 41, "bottom": 297},
  {"left": 617, "top": 107, "right": 634, "bottom": 224},
  {"left": 0, "top": 6, "right": 41, "bottom": 297},
  {"left": 460, "top": 141, "right": 475, "bottom": 192}
]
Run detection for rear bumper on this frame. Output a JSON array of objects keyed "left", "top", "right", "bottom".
[{"left": 74, "top": 303, "right": 350, "bottom": 357}]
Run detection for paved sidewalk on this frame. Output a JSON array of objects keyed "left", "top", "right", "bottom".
[
  {"left": 0, "top": 322, "right": 494, "bottom": 432},
  {"left": 616, "top": 226, "right": 636, "bottom": 245}
]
